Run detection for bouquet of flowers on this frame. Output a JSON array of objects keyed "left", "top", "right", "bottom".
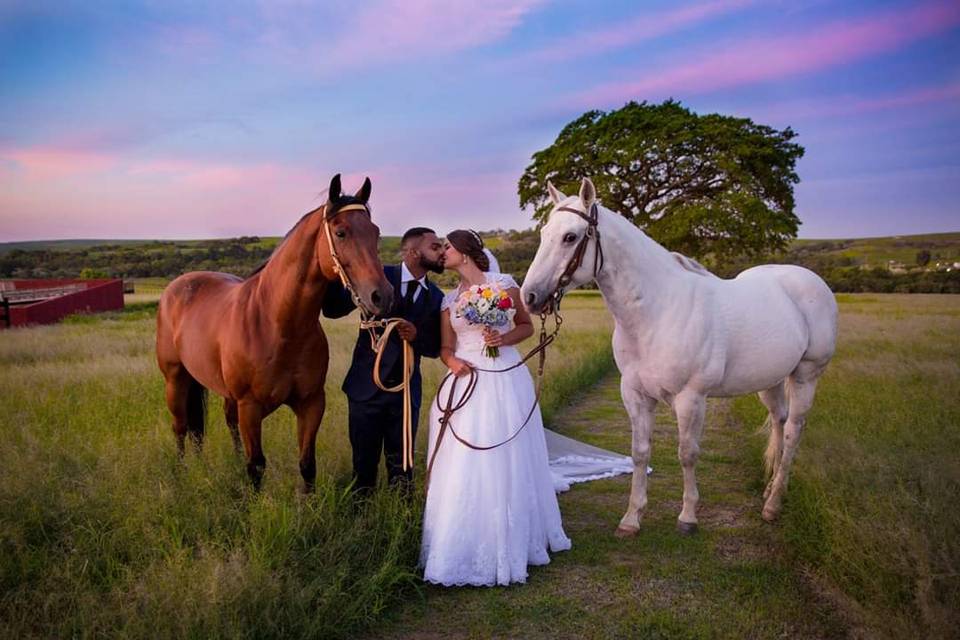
[{"left": 454, "top": 282, "right": 515, "bottom": 358}]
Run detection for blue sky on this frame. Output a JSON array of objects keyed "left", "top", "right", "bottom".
[{"left": 1, "top": 0, "right": 958, "bottom": 241}]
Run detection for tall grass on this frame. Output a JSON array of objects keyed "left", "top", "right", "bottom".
[
  {"left": 0, "top": 293, "right": 614, "bottom": 639},
  {"left": 732, "top": 294, "right": 960, "bottom": 638}
]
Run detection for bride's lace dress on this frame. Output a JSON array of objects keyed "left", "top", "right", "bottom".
[{"left": 420, "top": 273, "right": 572, "bottom": 587}]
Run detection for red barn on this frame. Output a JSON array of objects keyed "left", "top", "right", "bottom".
[{"left": 0, "top": 278, "right": 125, "bottom": 329}]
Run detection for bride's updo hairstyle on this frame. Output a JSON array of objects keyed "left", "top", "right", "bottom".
[{"left": 447, "top": 229, "right": 490, "bottom": 272}]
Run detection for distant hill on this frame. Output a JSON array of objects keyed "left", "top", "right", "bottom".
[
  {"left": 791, "top": 232, "right": 960, "bottom": 268},
  {"left": 2, "top": 230, "right": 958, "bottom": 292},
  {"left": 0, "top": 239, "right": 163, "bottom": 254},
  {"left": 4, "top": 230, "right": 957, "bottom": 265}
]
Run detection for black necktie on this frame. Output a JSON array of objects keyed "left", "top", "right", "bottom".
[{"left": 403, "top": 280, "right": 420, "bottom": 308}]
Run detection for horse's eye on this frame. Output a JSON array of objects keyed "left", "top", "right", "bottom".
[
  {"left": 335, "top": 230, "right": 346, "bottom": 239},
  {"left": 563, "top": 232, "right": 577, "bottom": 243}
]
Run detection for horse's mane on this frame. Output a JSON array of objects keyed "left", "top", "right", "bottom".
[
  {"left": 245, "top": 193, "right": 372, "bottom": 279},
  {"left": 670, "top": 252, "right": 716, "bottom": 278}
]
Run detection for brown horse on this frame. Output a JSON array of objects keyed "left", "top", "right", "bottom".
[{"left": 156, "top": 174, "right": 393, "bottom": 491}]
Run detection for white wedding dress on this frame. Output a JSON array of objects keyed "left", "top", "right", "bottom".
[
  {"left": 420, "top": 272, "right": 642, "bottom": 587},
  {"left": 420, "top": 272, "right": 572, "bottom": 586}
]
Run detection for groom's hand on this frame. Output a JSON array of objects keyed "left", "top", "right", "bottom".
[{"left": 396, "top": 319, "right": 417, "bottom": 342}]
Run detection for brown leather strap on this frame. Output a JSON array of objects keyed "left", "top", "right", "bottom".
[
  {"left": 425, "top": 310, "right": 562, "bottom": 490},
  {"left": 360, "top": 317, "right": 415, "bottom": 471},
  {"left": 549, "top": 202, "right": 604, "bottom": 302}
]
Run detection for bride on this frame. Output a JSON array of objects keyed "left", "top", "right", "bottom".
[
  {"left": 420, "top": 230, "right": 639, "bottom": 587},
  {"left": 420, "top": 229, "right": 571, "bottom": 586}
]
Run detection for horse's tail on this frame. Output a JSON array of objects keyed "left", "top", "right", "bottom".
[
  {"left": 186, "top": 375, "right": 207, "bottom": 443},
  {"left": 761, "top": 414, "right": 782, "bottom": 479}
]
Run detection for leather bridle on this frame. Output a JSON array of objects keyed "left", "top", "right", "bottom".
[
  {"left": 546, "top": 201, "right": 604, "bottom": 310},
  {"left": 321, "top": 201, "right": 377, "bottom": 316}
]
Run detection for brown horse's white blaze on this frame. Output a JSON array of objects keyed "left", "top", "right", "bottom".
[
  {"left": 156, "top": 173, "right": 393, "bottom": 491},
  {"left": 522, "top": 177, "right": 837, "bottom": 534}
]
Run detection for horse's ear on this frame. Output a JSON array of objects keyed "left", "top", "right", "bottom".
[
  {"left": 355, "top": 176, "right": 372, "bottom": 203},
  {"left": 579, "top": 177, "right": 596, "bottom": 209},
  {"left": 328, "top": 173, "right": 342, "bottom": 203},
  {"left": 547, "top": 180, "right": 565, "bottom": 205}
]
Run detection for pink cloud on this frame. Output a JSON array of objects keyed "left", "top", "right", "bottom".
[
  {"left": 0, "top": 147, "right": 336, "bottom": 240},
  {"left": 324, "top": 0, "right": 547, "bottom": 68},
  {"left": 1, "top": 147, "right": 117, "bottom": 178},
  {"left": 518, "top": 0, "right": 756, "bottom": 66},
  {"left": 577, "top": 0, "right": 960, "bottom": 107},
  {"left": 0, "top": 144, "right": 523, "bottom": 241},
  {"left": 749, "top": 81, "right": 960, "bottom": 122}
]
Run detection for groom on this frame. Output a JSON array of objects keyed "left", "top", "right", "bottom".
[{"left": 323, "top": 227, "right": 445, "bottom": 493}]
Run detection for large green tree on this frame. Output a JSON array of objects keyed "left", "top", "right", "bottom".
[{"left": 518, "top": 100, "right": 804, "bottom": 262}]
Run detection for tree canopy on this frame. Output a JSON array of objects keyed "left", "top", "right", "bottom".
[{"left": 518, "top": 100, "right": 805, "bottom": 263}]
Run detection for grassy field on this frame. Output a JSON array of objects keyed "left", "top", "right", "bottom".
[
  {"left": 0, "top": 292, "right": 612, "bottom": 639},
  {"left": 1, "top": 292, "right": 957, "bottom": 638},
  {"left": 731, "top": 294, "right": 960, "bottom": 638}
]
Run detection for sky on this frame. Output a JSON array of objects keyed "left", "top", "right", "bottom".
[{"left": 1, "top": 0, "right": 958, "bottom": 242}]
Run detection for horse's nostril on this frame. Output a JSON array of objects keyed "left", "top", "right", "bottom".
[
  {"left": 525, "top": 292, "right": 537, "bottom": 306},
  {"left": 371, "top": 291, "right": 382, "bottom": 306}
]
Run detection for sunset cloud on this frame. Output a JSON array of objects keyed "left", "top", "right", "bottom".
[
  {"left": 516, "top": 0, "right": 755, "bottom": 66},
  {"left": 0, "top": 147, "right": 117, "bottom": 179},
  {"left": 0, "top": 143, "right": 522, "bottom": 241},
  {"left": 197, "top": 0, "right": 550, "bottom": 72},
  {"left": 751, "top": 82, "right": 960, "bottom": 122},
  {"left": 1, "top": 1, "right": 957, "bottom": 241},
  {"left": 331, "top": 0, "right": 547, "bottom": 65},
  {"left": 577, "top": 0, "right": 960, "bottom": 107}
]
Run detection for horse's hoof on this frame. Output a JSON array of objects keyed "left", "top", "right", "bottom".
[
  {"left": 677, "top": 520, "right": 699, "bottom": 536},
  {"left": 614, "top": 525, "right": 640, "bottom": 538},
  {"left": 761, "top": 507, "right": 779, "bottom": 523}
]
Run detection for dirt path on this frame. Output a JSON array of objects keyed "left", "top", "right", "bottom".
[{"left": 377, "top": 372, "right": 847, "bottom": 639}]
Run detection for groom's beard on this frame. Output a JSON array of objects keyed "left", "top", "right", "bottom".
[{"left": 420, "top": 256, "right": 445, "bottom": 274}]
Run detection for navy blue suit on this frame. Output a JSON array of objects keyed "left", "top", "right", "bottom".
[{"left": 323, "top": 264, "right": 442, "bottom": 490}]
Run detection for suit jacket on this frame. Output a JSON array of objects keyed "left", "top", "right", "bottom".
[{"left": 322, "top": 264, "right": 442, "bottom": 406}]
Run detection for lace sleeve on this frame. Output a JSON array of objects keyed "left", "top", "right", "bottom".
[
  {"left": 496, "top": 273, "right": 519, "bottom": 290},
  {"left": 440, "top": 289, "right": 458, "bottom": 312}
]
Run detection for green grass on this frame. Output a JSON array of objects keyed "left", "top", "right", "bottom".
[
  {"left": 730, "top": 294, "right": 960, "bottom": 638},
  {"left": 0, "top": 297, "right": 613, "bottom": 639},
  {"left": 377, "top": 376, "right": 845, "bottom": 639},
  {"left": 2, "top": 293, "right": 956, "bottom": 638}
]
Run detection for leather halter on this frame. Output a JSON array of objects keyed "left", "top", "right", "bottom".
[
  {"left": 321, "top": 202, "right": 376, "bottom": 316},
  {"left": 549, "top": 201, "right": 604, "bottom": 306}
]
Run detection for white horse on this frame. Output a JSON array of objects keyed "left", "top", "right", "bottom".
[{"left": 522, "top": 178, "right": 837, "bottom": 536}]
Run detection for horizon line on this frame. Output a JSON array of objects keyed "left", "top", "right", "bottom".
[{"left": 3, "top": 229, "right": 960, "bottom": 246}]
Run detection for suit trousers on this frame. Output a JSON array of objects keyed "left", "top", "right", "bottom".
[{"left": 348, "top": 392, "right": 420, "bottom": 493}]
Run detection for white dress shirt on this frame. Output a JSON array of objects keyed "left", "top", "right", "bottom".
[{"left": 400, "top": 262, "right": 427, "bottom": 303}]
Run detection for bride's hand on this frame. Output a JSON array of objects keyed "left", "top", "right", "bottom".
[
  {"left": 449, "top": 357, "right": 473, "bottom": 377},
  {"left": 482, "top": 326, "right": 504, "bottom": 347}
]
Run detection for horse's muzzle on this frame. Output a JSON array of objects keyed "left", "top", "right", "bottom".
[
  {"left": 368, "top": 285, "right": 394, "bottom": 316},
  {"left": 521, "top": 287, "right": 549, "bottom": 314}
]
